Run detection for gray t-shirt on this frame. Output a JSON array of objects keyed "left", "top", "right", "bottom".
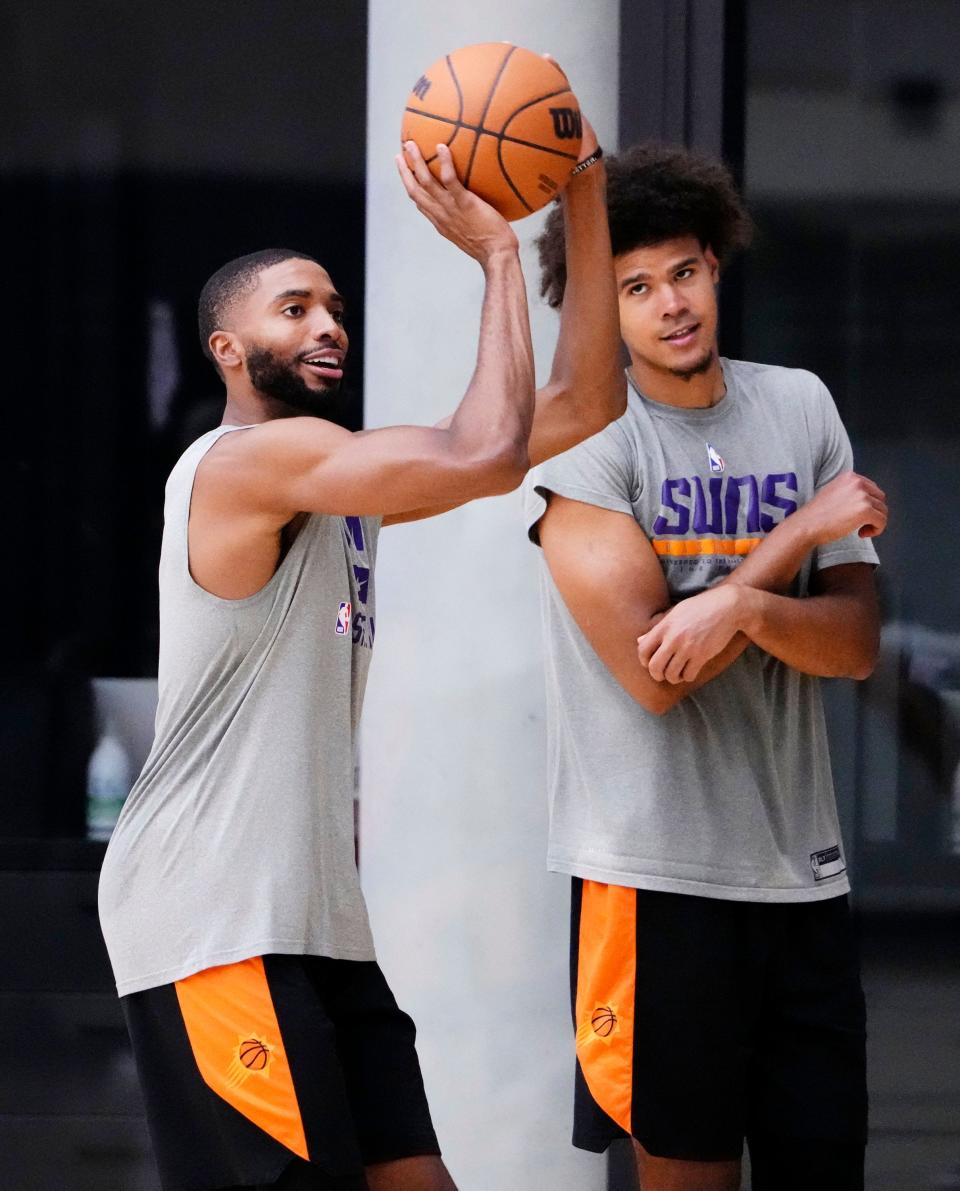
[
  {"left": 523, "top": 359, "right": 878, "bottom": 902},
  {"left": 99, "top": 425, "right": 380, "bottom": 996}
]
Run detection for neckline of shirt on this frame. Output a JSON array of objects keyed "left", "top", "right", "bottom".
[{"left": 625, "top": 358, "right": 736, "bottom": 423}]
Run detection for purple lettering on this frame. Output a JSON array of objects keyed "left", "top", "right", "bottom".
[
  {"left": 652, "top": 478, "right": 691, "bottom": 535},
  {"left": 344, "top": 516, "right": 365, "bottom": 552},
  {"left": 353, "top": 565, "right": 370, "bottom": 605},
  {"left": 724, "top": 475, "right": 760, "bottom": 534},
  {"left": 760, "top": 473, "right": 799, "bottom": 532},
  {"left": 692, "top": 476, "right": 724, "bottom": 534}
]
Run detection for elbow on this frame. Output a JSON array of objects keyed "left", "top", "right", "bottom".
[
  {"left": 634, "top": 687, "right": 676, "bottom": 717},
  {"left": 600, "top": 371, "right": 628, "bottom": 424},
  {"left": 479, "top": 441, "right": 529, "bottom": 494},
  {"left": 550, "top": 370, "right": 627, "bottom": 441},
  {"left": 847, "top": 653, "right": 877, "bottom": 681},
  {"left": 609, "top": 374, "right": 628, "bottom": 421},
  {"left": 847, "top": 629, "right": 880, "bottom": 681},
  {"left": 580, "top": 373, "right": 628, "bottom": 438}
]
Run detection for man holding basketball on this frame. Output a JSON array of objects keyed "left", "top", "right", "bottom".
[
  {"left": 99, "top": 114, "right": 622, "bottom": 1191},
  {"left": 526, "top": 144, "right": 887, "bottom": 1191}
]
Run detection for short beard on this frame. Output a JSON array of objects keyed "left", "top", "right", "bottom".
[
  {"left": 245, "top": 344, "right": 341, "bottom": 417},
  {"left": 669, "top": 348, "right": 716, "bottom": 382}
]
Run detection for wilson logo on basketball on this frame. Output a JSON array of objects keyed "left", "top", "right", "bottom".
[
  {"left": 226, "top": 1035, "right": 274, "bottom": 1088},
  {"left": 549, "top": 107, "right": 582, "bottom": 140},
  {"left": 590, "top": 1004, "right": 618, "bottom": 1039},
  {"left": 412, "top": 74, "right": 431, "bottom": 101}
]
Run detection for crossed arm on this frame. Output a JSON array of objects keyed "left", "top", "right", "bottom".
[{"left": 537, "top": 471, "right": 886, "bottom": 716}]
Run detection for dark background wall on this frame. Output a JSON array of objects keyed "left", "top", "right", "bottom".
[
  {"left": 1, "top": 0, "right": 368, "bottom": 837},
  {"left": 0, "top": 6, "right": 368, "bottom": 1187}
]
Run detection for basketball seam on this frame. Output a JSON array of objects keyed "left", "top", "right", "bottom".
[
  {"left": 423, "top": 55, "right": 466, "bottom": 166},
  {"left": 463, "top": 44, "right": 516, "bottom": 189},
  {"left": 447, "top": 53, "right": 464, "bottom": 125},
  {"left": 495, "top": 134, "right": 533, "bottom": 214},
  {"left": 404, "top": 109, "right": 579, "bottom": 162}
]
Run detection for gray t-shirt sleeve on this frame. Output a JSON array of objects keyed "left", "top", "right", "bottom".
[
  {"left": 809, "top": 379, "right": 880, "bottom": 572},
  {"left": 522, "top": 420, "right": 639, "bottom": 546}
]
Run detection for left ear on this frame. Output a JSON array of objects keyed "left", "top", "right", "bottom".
[{"left": 704, "top": 245, "right": 720, "bottom": 284}]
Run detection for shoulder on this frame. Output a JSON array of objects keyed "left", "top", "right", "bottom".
[
  {"left": 213, "top": 417, "right": 348, "bottom": 460},
  {"left": 725, "top": 357, "right": 827, "bottom": 400},
  {"left": 189, "top": 419, "right": 351, "bottom": 525},
  {"left": 198, "top": 418, "right": 352, "bottom": 488},
  {"left": 725, "top": 359, "right": 835, "bottom": 428}
]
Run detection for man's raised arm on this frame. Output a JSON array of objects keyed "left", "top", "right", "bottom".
[
  {"left": 383, "top": 116, "right": 626, "bottom": 528},
  {"left": 204, "top": 142, "right": 536, "bottom": 523},
  {"left": 526, "top": 119, "right": 626, "bottom": 466}
]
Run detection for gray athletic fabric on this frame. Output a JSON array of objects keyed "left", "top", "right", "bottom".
[
  {"left": 99, "top": 425, "right": 380, "bottom": 996},
  {"left": 523, "top": 359, "right": 878, "bottom": 902}
]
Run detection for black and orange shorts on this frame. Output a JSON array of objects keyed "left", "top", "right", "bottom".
[
  {"left": 570, "top": 880, "right": 868, "bottom": 1165},
  {"left": 122, "top": 954, "right": 440, "bottom": 1191}
]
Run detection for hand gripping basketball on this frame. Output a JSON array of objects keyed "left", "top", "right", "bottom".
[
  {"left": 402, "top": 42, "right": 584, "bottom": 220},
  {"left": 396, "top": 140, "right": 518, "bottom": 263}
]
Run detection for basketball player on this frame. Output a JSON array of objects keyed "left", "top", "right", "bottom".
[
  {"left": 525, "top": 143, "right": 888, "bottom": 1191},
  {"left": 98, "top": 120, "right": 622, "bottom": 1191}
]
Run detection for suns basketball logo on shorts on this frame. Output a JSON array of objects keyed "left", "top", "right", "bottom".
[
  {"left": 589, "top": 1004, "right": 619, "bottom": 1041},
  {"left": 226, "top": 1035, "right": 274, "bottom": 1089},
  {"left": 335, "top": 601, "right": 352, "bottom": 636},
  {"left": 707, "top": 442, "right": 726, "bottom": 473}
]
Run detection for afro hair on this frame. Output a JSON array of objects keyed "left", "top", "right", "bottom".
[{"left": 537, "top": 142, "right": 752, "bottom": 308}]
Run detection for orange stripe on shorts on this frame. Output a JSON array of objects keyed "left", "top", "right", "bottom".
[
  {"left": 175, "top": 956, "right": 309, "bottom": 1160},
  {"left": 574, "top": 880, "right": 636, "bottom": 1134}
]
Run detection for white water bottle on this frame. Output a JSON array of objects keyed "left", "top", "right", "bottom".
[{"left": 86, "top": 720, "right": 131, "bottom": 841}]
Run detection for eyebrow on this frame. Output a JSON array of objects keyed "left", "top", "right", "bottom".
[
  {"left": 619, "top": 257, "right": 699, "bottom": 291},
  {"left": 272, "top": 288, "right": 346, "bottom": 308}
]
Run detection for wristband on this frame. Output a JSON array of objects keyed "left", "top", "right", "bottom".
[{"left": 571, "top": 145, "right": 603, "bottom": 176}]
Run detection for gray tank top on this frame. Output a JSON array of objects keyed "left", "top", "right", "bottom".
[{"left": 99, "top": 425, "right": 380, "bottom": 996}]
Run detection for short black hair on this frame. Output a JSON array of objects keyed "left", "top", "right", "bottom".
[
  {"left": 197, "top": 247, "right": 320, "bottom": 367},
  {"left": 536, "top": 142, "right": 752, "bottom": 308}
]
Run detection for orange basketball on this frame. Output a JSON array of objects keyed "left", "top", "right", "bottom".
[{"left": 401, "top": 43, "right": 583, "bottom": 221}]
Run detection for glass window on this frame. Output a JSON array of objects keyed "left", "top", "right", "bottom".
[
  {"left": 743, "top": 0, "right": 960, "bottom": 906},
  {"left": 743, "top": 6, "right": 960, "bottom": 1186}
]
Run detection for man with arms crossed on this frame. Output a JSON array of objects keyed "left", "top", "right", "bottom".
[
  {"left": 99, "top": 125, "right": 623, "bottom": 1191},
  {"left": 526, "top": 144, "right": 887, "bottom": 1191}
]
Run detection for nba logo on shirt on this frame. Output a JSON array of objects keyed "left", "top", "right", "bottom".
[
  {"left": 706, "top": 442, "right": 726, "bottom": 473},
  {"left": 335, "top": 602, "right": 352, "bottom": 636}
]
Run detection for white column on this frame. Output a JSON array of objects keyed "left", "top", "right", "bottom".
[{"left": 362, "top": 8, "right": 619, "bottom": 1189}]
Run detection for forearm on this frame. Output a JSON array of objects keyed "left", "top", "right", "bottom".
[
  {"left": 546, "top": 166, "right": 625, "bottom": 426},
  {"left": 448, "top": 248, "right": 535, "bottom": 473},
  {"left": 722, "top": 512, "right": 815, "bottom": 594},
  {"left": 738, "top": 587, "right": 878, "bottom": 678},
  {"left": 633, "top": 516, "right": 817, "bottom": 701},
  {"left": 643, "top": 632, "right": 751, "bottom": 715}
]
